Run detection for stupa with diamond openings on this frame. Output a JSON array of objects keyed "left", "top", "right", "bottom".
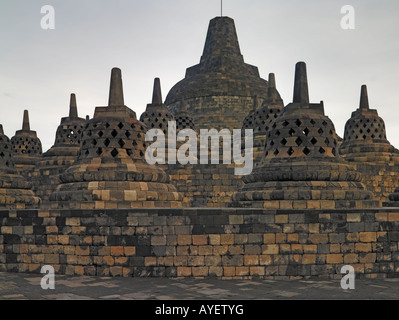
[
  {"left": 48, "top": 68, "right": 184, "bottom": 209},
  {"left": 28, "top": 94, "right": 86, "bottom": 201},
  {"left": 0, "top": 125, "right": 40, "bottom": 209},
  {"left": 232, "top": 62, "right": 378, "bottom": 209}
]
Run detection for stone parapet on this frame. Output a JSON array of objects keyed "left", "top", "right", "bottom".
[{"left": 1, "top": 208, "right": 399, "bottom": 279}]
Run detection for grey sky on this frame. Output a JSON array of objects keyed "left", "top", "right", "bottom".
[{"left": 1, "top": 0, "right": 398, "bottom": 152}]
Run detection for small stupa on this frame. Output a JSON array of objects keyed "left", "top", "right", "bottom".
[
  {"left": 340, "top": 85, "right": 399, "bottom": 163},
  {"left": 242, "top": 73, "right": 284, "bottom": 164},
  {"left": 0, "top": 125, "right": 40, "bottom": 209},
  {"left": 232, "top": 62, "right": 378, "bottom": 209},
  {"left": 10, "top": 110, "right": 42, "bottom": 176},
  {"left": 28, "top": 94, "right": 86, "bottom": 201},
  {"left": 49, "top": 68, "right": 183, "bottom": 209}
]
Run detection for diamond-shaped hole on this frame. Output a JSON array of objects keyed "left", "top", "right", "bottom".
[
  {"left": 282, "top": 120, "right": 289, "bottom": 127},
  {"left": 303, "top": 128, "right": 310, "bottom": 136},
  {"left": 295, "top": 137, "right": 303, "bottom": 146},
  {"left": 281, "top": 138, "right": 287, "bottom": 146},
  {"left": 295, "top": 119, "right": 302, "bottom": 127},
  {"left": 104, "top": 138, "right": 111, "bottom": 147},
  {"left": 287, "top": 147, "right": 294, "bottom": 156},
  {"left": 275, "top": 130, "right": 281, "bottom": 137},
  {"left": 111, "top": 129, "right": 118, "bottom": 138},
  {"left": 311, "top": 137, "right": 318, "bottom": 145},
  {"left": 273, "top": 149, "right": 279, "bottom": 156},
  {"left": 310, "top": 119, "right": 316, "bottom": 125},
  {"left": 96, "top": 148, "right": 103, "bottom": 156},
  {"left": 98, "top": 131, "right": 104, "bottom": 137},
  {"left": 303, "top": 147, "right": 311, "bottom": 156},
  {"left": 118, "top": 139, "right": 125, "bottom": 148},
  {"left": 319, "top": 147, "right": 326, "bottom": 154},
  {"left": 289, "top": 128, "right": 295, "bottom": 136},
  {"left": 111, "top": 149, "right": 119, "bottom": 158},
  {"left": 118, "top": 122, "right": 124, "bottom": 129},
  {"left": 318, "top": 128, "right": 324, "bottom": 135}
]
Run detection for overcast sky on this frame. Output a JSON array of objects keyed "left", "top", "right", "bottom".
[{"left": 1, "top": 0, "right": 398, "bottom": 152}]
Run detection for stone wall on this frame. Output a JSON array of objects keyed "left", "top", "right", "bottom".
[
  {"left": 349, "top": 161, "right": 399, "bottom": 203},
  {"left": 1, "top": 208, "right": 399, "bottom": 279}
]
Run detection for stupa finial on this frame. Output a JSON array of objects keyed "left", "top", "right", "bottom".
[
  {"left": 69, "top": 93, "right": 78, "bottom": 118},
  {"left": 152, "top": 78, "right": 163, "bottom": 106},
  {"left": 22, "top": 110, "right": 30, "bottom": 131},
  {"left": 293, "top": 62, "right": 309, "bottom": 104},
  {"left": 108, "top": 68, "right": 124, "bottom": 106},
  {"left": 360, "top": 85, "right": 369, "bottom": 110}
]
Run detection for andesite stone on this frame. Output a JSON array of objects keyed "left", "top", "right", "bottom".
[
  {"left": 48, "top": 68, "right": 184, "bottom": 209},
  {"left": 0, "top": 124, "right": 40, "bottom": 209},
  {"left": 232, "top": 62, "right": 378, "bottom": 210}
]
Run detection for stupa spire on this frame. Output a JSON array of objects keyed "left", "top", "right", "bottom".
[
  {"left": 359, "top": 85, "right": 369, "bottom": 110},
  {"left": 293, "top": 62, "right": 309, "bottom": 104},
  {"left": 22, "top": 110, "right": 30, "bottom": 131},
  {"left": 69, "top": 93, "right": 78, "bottom": 118},
  {"left": 267, "top": 73, "right": 280, "bottom": 103},
  {"left": 108, "top": 67, "right": 124, "bottom": 106},
  {"left": 152, "top": 78, "right": 163, "bottom": 106},
  {"left": 200, "top": 16, "right": 243, "bottom": 70}
]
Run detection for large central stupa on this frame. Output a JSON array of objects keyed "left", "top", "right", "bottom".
[{"left": 165, "top": 16, "right": 281, "bottom": 131}]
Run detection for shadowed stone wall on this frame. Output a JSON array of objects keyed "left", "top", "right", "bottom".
[{"left": 1, "top": 208, "right": 399, "bottom": 279}]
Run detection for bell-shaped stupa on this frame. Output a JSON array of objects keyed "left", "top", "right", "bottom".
[
  {"left": 242, "top": 73, "right": 284, "bottom": 164},
  {"left": 232, "top": 62, "right": 378, "bottom": 209},
  {"left": 0, "top": 125, "right": 40, "bottom": 209},
  {"left": 140, "top": 78, "right": 175, "bottom": 135},
  {"left": 340, "top": 85, "right": 399, "bottom": 163},
  {"left": 48, "top": 68, "right": 184, "bottom": 209},
  {"left": 10, "top": 110, "right": 42, "bottom": 176},
  {"left": 28, "top": 94, "right": 86, "bottom": 201}
]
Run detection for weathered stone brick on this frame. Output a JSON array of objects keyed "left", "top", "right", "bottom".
[
  {"left": 291, "top": 244, "right": 303, "bottom": 254},
  {"left": 343, "top": 253, "right": 358, "bottom": 264},
  {"left": 208, "top": 234, "right": 220, "bottom": 245},
  {"left": 198, "top": 246, "right": 213, "bottom": 256},
  {"left": 355, "top": 243, "right": 372, "bottom": 253},
  {"left": 220, "top": 234, "right": 234, "bottom": 245},
  {"left": 110, "top": 246, "right": 124, "bottom": 256},
  {"left": 177, "top": 267, "right": 192, "bottom": 277},
  {"left": 192, "top": 235, "right": 208, "bottom": 246},
  {"left": 177, "top": 235, "right": 192, "bottom": 245},
  {"left": 144, "top": 257, "right": 157, "bottom": 267},
  {"left": 359, "top": 232, "right": 377, "bottom": 243},
  {"left": 188, "top": 256, "right": 205, "bottom": 267},
  {"left": 263, "top": 233, "right": 275, "bottom": 244},
  {"left": 308, "top": 234, "right": 328, "bottom": 244},
  {"left": 124, "top": 247, "right": 136, "bottom": 256},
  {"left": 76, "top": 246, "right": 90, "bottom": 256},
  {"left": 302, "top": 254, "right": 316, "bottom": 264},
  {"left": 103, "top": 256, "right": 115, "bottom": 266},
  {"left": 359, "top": 253, "right": 377, "bottom": 263},
  {"left": 244, "top": 255, "right": 259, "bottom": 266},
  {"left": 192, "top": 266, "right": 209, "bottom": 277},
  {"left": 262, "top": 244, "right": 279, "bottom": 255},
  {"left": 174, "top": 256, "right": 188, "bottom": 266},
  {"left": 275, "top": 215, "right": 288, "bottom": 224},
  {"left": 388, "top": 212, "right": 399, "bottom": 222},
  {"left": 66, "top": 218, "right": 80, "bottom": 226},
  {"left": 330, "top": 244, "right": 341, "bottom": 253},
  {"left": 259, "top": 255, "right": 273, "bottom": 266}
]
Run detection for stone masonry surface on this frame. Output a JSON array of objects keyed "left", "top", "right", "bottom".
[{"left": 1, "top": 208, "right": 399, "bottom": 280}]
